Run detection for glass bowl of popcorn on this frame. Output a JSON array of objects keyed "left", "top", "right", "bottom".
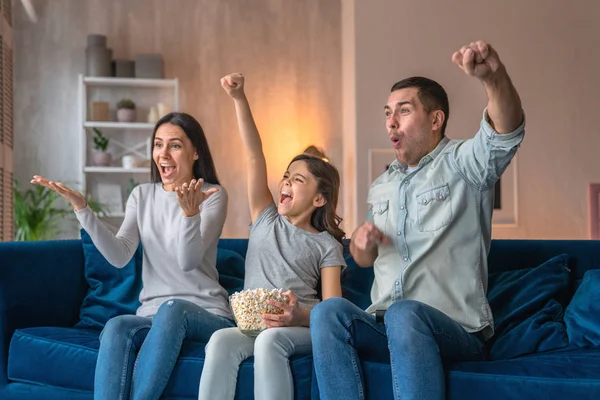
[{"left": 230, "top": 288, "right": 289, "bottom": 337}]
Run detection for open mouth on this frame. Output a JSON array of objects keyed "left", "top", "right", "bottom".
[
  {"left": 279, "top": 191, "right": 293, "bottom": 205},
  {"left": 390, "top": 137, "right": 401, "bottom": 148},
  {"left": 160, "top": 163, "right": 176, "bottom": 177}
]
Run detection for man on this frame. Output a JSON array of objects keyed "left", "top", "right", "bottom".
[{"left": 310, "top": 41, "right": 525, "bottom": 399}]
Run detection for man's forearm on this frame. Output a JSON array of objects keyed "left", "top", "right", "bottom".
[{"left": 484, "top": 66, "right": 523, "bottom": 134}]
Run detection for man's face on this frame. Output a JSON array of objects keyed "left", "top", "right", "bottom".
[{"left": 384, "top": 87, "right": 442, "bottom": 166}]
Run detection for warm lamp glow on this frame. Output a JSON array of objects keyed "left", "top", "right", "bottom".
[{"left": 254, "top": 86, "right": 331, "bottom": 193}]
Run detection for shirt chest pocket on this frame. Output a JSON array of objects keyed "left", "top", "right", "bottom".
[
  {"left": 415, "top": 184, "right": 453, "bottom": 232},
  {"left": 369, "top": 200, "right": 389, "bottom": 234}
]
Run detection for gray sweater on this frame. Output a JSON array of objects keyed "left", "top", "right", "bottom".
[
  {"left": 76, "top": 182, "right": 232, "bottom": 319},
  {"left": 244, "top": 204, "right": 346, "bottom": 308}
]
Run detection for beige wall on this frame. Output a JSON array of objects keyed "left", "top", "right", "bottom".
[
  {"left": 15, "top": 0, "right": 600, "bottom": 240},
  {"left": 13, "top": 0, "right": 342, "bottom": 238},
  {"left": 345, "top": 0, "right": 600, "bottom": 239}
]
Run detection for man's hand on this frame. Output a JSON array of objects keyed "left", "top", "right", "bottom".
[
  {"left": 353, "top": 222, "right": 390, "bottom": 251},
  {"left": 350, "top": 222, "right": 390, "bottom": 267},
  {"left": 452, "top": 41, "right": 503, "bottom": 83},
  {"left": 220, "top": 73, "right": 246, "bottom": 100},
  {"left": 453, "top": 41, "right": 523, "bottom": 134}
]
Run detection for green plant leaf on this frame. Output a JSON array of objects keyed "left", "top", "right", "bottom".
[{"left": 13, "top": 179, "right": 107, "bottom": 241}]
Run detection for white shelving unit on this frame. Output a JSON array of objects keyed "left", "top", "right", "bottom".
[
  {"left": 83, "top": 167, "right": 150, "bottom": 174},
  {"left": 83, "top": 122, "right": 156, "bottom": 129},
  {"left": 78, "top": 74, "right": 179, "bottom": 218}
]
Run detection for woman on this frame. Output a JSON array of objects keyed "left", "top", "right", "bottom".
[{"left": 33, "top": 112, "right": 234, "bottom": 400}]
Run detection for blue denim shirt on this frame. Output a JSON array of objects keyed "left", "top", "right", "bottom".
[{"left": 365, "top": 110, "right": 525, "bottom": 339}]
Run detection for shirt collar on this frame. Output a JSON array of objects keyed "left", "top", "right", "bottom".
[{"left": 387, "top": 136, "right": 450, "bottom": 173}]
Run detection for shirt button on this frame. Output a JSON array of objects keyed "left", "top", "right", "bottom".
[
  {"left": 439, "top": 195, "right": 445, "bottom": 200},
  {"left": 403, "top": 257, "right": 408, "bottom": 262},
  {"left": 395, "top": 281, "right": 399, "bottom": 286},
  {"left": 397, "top": 231, "right": 401, "bottom": 236},
  {"left": 400, "top": 205, "right": 405, "bottom": 210},
  {"left": 422, "top": 199, "right": 427, "bottom": 204}
]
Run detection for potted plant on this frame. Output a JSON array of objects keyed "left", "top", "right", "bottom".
[
  {"left": 116, "top": 99, "right": 136, "bottom": 122},
  {"left": 13, "top": 179, "right": 106, "bottom": 241},
  {"left": 92, "top": 127, "right": 112, "bottom": 166}
]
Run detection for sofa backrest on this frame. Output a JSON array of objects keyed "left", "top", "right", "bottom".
[
  {"left": 216, "top": 238, "right": 600, "bottom": 308},
  {"left": 488, "top": 240, "right": 600, "bottom": 292},
  {"left": 4, "top": 238, "right": 599, "bottom": 326}
]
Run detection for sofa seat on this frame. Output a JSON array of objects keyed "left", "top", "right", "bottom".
[
  {"left": 447, "top": 347, "right": 600, "bottom": 398},
  {"left": 7, "top": 326, "right": 313, "bottom": 399},
  {"left": 355, "top": 348, "right": 600, "bottom": 399},
  {"left": 8, "top": 327, "right": 99, "bottom": 392}
]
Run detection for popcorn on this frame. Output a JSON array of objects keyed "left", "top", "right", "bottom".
[{"left": 230, "top": 288, "right": 289, "bottom": 334}]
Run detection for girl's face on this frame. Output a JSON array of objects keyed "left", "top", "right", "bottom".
[
  {"left": 152, "top": 123, "right": 198, "bottom": 190},
  {"left": 277, "top": 160, "right": 325, "bottom": 219}
]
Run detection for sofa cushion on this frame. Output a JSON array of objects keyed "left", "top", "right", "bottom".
[
  {"left": 564, "top": 269, "right": 600, "bottom": 347},
  {"left": 446, "top": 348, "right": 600, "bottom": 399},
  {"left": 76, "top": 229, "right": 143, "bottom": 330},
  {"left": 216, "top": 248, "right": 246, "bottom": 295},
  {"left": 340, "top": 247, "right": 374, "bottom": 310},
  {"left": 7, "top": 326, "right": 313, "bottom": 399},
  {"left": 8, "top": 327, "right": 100, "bottom": 391},
  {"left": 486, "top": 254, "right": 570, "bottom": 360},
  {"left": 354, "top": 348, "right": 600, "bottom": 399}
]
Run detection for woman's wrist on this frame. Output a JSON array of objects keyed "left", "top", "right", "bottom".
[{"left": 181, "top": 209, "right": 200, "bottom": 218}]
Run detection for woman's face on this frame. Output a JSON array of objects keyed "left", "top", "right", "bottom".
[{"left": 152, "top": 123, "right": 198, "bottom": 189}]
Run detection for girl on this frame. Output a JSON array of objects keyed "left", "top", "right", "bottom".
[
  {"left": 197, "top": 74, "right": 346, "bottom": 400},
  {"left": 32, "top": 112, "right": 235, "bottom": 400}
]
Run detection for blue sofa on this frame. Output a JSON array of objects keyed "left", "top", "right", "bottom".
[{"left": 1, "top": 237, "right": 600, "bottom": 399}]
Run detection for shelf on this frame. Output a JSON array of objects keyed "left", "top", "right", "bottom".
[
  {"left": 83, "top": 76, "right": 177, "bottom": 88},
  {"left": 84, "top": 167, "right": 149, "bottom": 173},
  {"left": 84, "top": 121, "right": 155, "bottom": 130}
]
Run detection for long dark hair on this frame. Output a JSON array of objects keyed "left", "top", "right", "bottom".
[
  {"left": 288, "top": 151, "right": 345, "bottom": 244},
  {"left": 150, "top": 112, "right": 220, "bottom": 185}
]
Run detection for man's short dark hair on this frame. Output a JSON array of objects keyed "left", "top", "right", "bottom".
[{"left": 391, "top": 77, "right": 450, "bottom": 135}]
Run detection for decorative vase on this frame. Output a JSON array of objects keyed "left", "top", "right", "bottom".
[
  {"left": 85, "top": 34, "right": 112, "bottom": 77},
  {"left": 148, "top": 107, "right": 158, "bottom": 123},
  {"left": 117, "top": 108, "right": 136, "bottom": 123},
  {"left": 157, "top": 102, "right": 170, "bottom": 117},
  {"left": 91, "top": 150, "right": 112, "bottom": 167},
  {"left": 121, "top": 155, "right": 138, "bottom": 169}
]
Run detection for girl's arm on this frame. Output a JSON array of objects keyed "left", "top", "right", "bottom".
[
  {"left": 320, "top": 266, "right": 343, "bottom": 300},
  {"left": 221, "top": 73, "right": 273, "bottom": 222}
]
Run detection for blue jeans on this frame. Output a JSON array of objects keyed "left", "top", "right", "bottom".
[
  {"left": 310, "top": 297, "right": 486, "bottom": 400},
  {"left": 94, "top": 299, "right": 235, "bottom": 400}
]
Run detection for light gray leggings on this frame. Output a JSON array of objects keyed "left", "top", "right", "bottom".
[{"left": 198, "top": 326, "right": 312, "bottom": 400}]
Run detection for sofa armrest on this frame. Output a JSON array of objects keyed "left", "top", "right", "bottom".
[{"left": 0, "top": 240, "right": 88, "bottom": 383}]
